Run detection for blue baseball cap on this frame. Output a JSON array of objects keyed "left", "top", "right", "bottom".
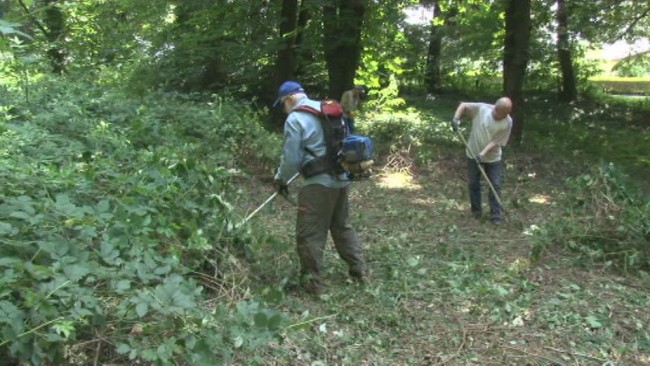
[{"left": 273, "top": 81, "right": 305, "bottom": 107}]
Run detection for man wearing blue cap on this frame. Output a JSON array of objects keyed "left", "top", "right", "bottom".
[{"left": 273, "top": 81, "right": 366, "bottom": 294}]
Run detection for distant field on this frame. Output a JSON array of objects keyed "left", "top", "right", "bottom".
[{"left": 589, "top": 76, "right": 650, "bottom": 95}]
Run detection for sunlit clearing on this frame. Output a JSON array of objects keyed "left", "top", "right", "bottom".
[
  {"left": 529, "top": 194, "right": 550, "bottom": 204},
  {"left": 376, "top": 172, "right": 421, "bottom": 190}
]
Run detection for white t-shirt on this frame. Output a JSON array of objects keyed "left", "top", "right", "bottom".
[{"left": 465, "top": 103, "right": 512, "bottom": 163}]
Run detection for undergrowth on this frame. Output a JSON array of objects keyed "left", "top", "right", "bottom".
[
  {"left": 530, "top": 164, "right": 650, "bottom": 273},
  {"left": 0, "top": 76, "right": 284, "bottom": 365},
  {"left": 1, "top": 75, "right": 649, "bottom": 365}
]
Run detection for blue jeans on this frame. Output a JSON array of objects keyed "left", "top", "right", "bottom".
[{"left": 467, "top": 158, "right": 503, "bottom": 220}]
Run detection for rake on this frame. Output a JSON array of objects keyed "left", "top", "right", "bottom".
[{"left": 454, "top": 129, "right": 506, "bottom": 214}]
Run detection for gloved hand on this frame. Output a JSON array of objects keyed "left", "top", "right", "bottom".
[
  {"left": 451, "top": 117, "right": 460, "bottom": 132},
  {"left": 475, "top": 153, "right": 484, "bottom": 163},
  {"left": 273, "top": 178, "right": 288, "bottom": 196}
]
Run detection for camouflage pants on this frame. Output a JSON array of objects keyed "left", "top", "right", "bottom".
[{"left": 296, "top": 184, "right": 365, "bottom": 288}]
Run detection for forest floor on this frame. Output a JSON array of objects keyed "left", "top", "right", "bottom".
[{"left": 234, "top": 138, "right": 650, "bottom": 365}]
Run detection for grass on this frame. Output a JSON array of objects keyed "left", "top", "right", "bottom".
[
  {"left": 588, "top": 75, "right": 650, "bottom": 95},
  {"left": 233, "top": 93, "right": 650, "bottom": 365}
]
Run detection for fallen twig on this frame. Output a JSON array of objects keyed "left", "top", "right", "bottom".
[{"left": 544, "top": 346, "right": 608, "bottom": 363}]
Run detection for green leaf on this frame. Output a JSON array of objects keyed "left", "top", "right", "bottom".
[
  {"left": 52, "top": 320, "right": 75, "bottom": 339},
  {"left": 116, "top": 343, "right": 131, "bottom": 354},
  {"left": 136, "top": 302, "right": 148, "bottom": 317},
  {"left": 254, "top": 312, "right": 267, "bottom": 327},
  {"left": 0, "top": 257, "right": 21, "bottom": 267},
  {"left": 96, "top": 199, "right": 110, "bottom": 213},
  {"left": 494, "top": 285, "right": 509, "bottom": 296},
  {"left": 9, "top": 211, "right": 31, "bottom": 220},
  {"left": 115, "top": 280, "right": 131, "bottom": 291},
  {"left": 233, "top": 335, "right": 244, "bottom": 348},
  {"left": 585, "top": 315, "right": 602, "bottom": 328},
  {"left": 63, "top": 264, "right": 91, "bottom": 281},
  {"left": 0, "top": 221, "right": 17, "bottom": 236},
  {"left": 267, "top": 314, "right": 283, "bottom": 330},
  {"left": 0, "top": 300, "right": 25, "bottom": 334},
  {"left": 407, "top": 256, "right": 420, "bottom": 267}
]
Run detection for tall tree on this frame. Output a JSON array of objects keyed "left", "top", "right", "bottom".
[
  {"left": 276, "top": 0, "right": 300, "bottom": 85},
  {"left": 556, "top": 0, "right": 577, "bottom": 102},
  {"left": 322, "top": 0, "right": 366, "bottom": 99},
  {"left": 503, "top": 0, "right": 531, "bottom": 146},
  {"left": 423, "top": 0, "right": 442, "bottom": 93}
]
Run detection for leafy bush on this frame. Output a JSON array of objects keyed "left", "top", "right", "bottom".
[
  {"left": 362, "top": 106, "right": 455, "bottom": 165},
  {"left": 0, "top": 77, "right": 285, "bottom": 365},
  {"left": 530, "top": 164, "right": 650, "bottom": 273}
]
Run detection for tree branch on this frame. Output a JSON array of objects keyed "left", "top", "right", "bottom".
[
  {"left": 17, "top": 0, "right": 50, "bottom": 38},
  {"left": 618, "top": 6, "right": 650, "bottom": 38}
]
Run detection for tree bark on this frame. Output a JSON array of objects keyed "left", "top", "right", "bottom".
[
  {"left": 556, "top": 0, "right": 577, "bottom": 102},
  {"left": 424, "top": 1, "right": 442, "bottom": 93},
  {"left": 294, "top": 4, "right": 312, "bottom": 79},
  {"left": 503, "top": 0, "right": 531, "bottom": 146},
  {"left": 276, "top": 0, "right": 299, "bottom": 85},
  {"left": 322, "top": 0, "right": 366, "bottom": 100}
]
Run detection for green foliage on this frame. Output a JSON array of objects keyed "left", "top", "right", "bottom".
[
  {"left": 360, "top": 101, "right": 457, "bottom": 165},
  {"left": 0, "top": 76, "right": 284, "bottom": 365},
  {"left": 123, "top": 1, "right": 280, "bottom": 94},
  {"left": 530, "top": 164, "right": 650, "bottom": 273},
  {"left": 614, "top": 54, "right": 650, "bottom": 77}
]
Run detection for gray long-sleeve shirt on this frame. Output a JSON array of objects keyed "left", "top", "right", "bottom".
[{"left": 275, "top": 97, "right": 349, "bottom": 188}]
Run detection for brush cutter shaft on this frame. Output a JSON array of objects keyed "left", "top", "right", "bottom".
[
  {"left": 242, "top": 172, "right": 300, "bottom": 224},
  {"left": 455, "top": 130, "right": 505, "bottom": 210}
]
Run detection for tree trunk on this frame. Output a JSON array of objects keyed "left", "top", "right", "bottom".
[
  {"left": 503, "top": 0, "right": 531, "bottom": 146},
  {"left": 322, "top": 0, "right": 366, "bottom": 100},
  {"left": 276, "top": 0, "right": 299, "bottom": 85},
  {"left": 424, "top": 1, "right": 442, "bottom": 94},
  {"left": 556, "top": 0, "right": 577, "bottom": 102},
  {"left": 43, "top": 0, "right": 66, "bottom": 74},
  {"left": 294, "top": 4, "right": 312, "bottom": 79}
]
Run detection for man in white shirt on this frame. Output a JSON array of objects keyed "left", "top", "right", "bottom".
[{"left": 452, "top": 97, "right": 513, "bottom": 224}]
